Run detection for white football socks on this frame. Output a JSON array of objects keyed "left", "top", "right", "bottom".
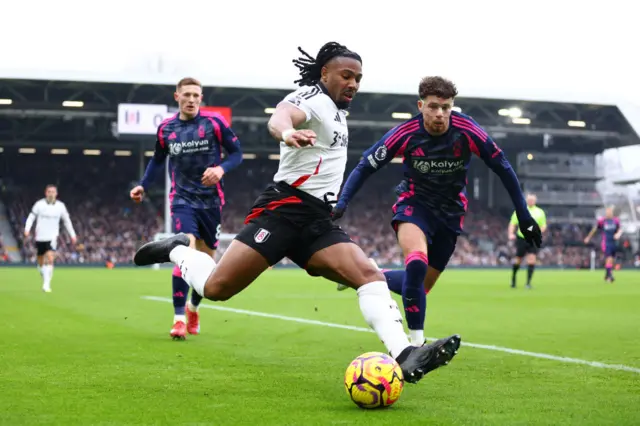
[
  {"left": 357, "top": 281, "right": 411, "bottom": 358},
  {"left": 42, "top": 265, "right": 53, "bottom": 290},
  {"left": 169, "top": 246, "right": 216, "bottom": 297},
  {"left": 410, "top": 329, "right": 425, "bottom": 346}
]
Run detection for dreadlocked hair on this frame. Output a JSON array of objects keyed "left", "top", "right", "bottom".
[{"left": 292, "top": 42, "right": 362, "bottom": 87}]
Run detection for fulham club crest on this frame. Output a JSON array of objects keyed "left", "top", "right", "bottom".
[{"left": 254, "top": 228, "right": 271, "bottom": 243}]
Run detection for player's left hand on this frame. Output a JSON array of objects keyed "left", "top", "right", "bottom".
[
  {"left": 331, "top": 201, "right": 347, "bottom": 221},
  {"left": 202, "top": 166, "right": 225, "bottom": 186},
  {"left": 519, "top": 218, "right": 542, "bottom": 248},
  {"left": 71, "top": 236, "right": 77, "bottom": 245}
]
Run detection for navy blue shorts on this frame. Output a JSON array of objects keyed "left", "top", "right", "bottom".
[
  {"left": 171, "top": 204, "right": 221, "bottom": 250},
  {"left": 603, "top": 244, "right": 617, "bottom": 257},
  {"left": 391, "top": 202, "right": 458, "bottom": 272}
]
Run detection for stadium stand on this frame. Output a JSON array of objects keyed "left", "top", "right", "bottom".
[
  {"left": 1, "top": 152, "right": 636, "bottom": 268},
  {"left": 0, "top": 79, "right": 638, "bottom": 269}
]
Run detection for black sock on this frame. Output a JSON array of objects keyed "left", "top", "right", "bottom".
[
  {"left": 511, "top": 264, "right": 520, "bottom": 284},
  {"left": 527, "top": 264, "right": 535, "bottom": 284}
]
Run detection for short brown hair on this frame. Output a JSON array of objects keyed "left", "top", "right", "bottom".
[
  {"left": 176, "top": 77, "right": 202, "bottom": 91},
  {"left": 419, "top": 76, "right": 458, "bottom": 100},
  {"left": 45, "top": 184, "right": 57, "bottom": 190}
]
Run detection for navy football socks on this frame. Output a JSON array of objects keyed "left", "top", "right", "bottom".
[
  {"left": 402, "top": 252, "right": 429, "bottom": 333},
  {"left": 172, "top": 266, "right": 189, "bottom": 316}
]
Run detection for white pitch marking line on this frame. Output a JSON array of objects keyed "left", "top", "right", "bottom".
[{"left": 142, "top": 296, "right": 640, "bottom": 374}]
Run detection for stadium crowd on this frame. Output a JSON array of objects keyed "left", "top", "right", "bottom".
[{"left": 0, "top": 154, "right": 637, "bottom": 268}]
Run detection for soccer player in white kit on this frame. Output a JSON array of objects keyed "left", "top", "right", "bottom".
[
  {"left": 24, "top": 185, "right": 77, "bottom": 292},
  {"left": 134, "top": 42, "right": 461, "bottom": 383}
]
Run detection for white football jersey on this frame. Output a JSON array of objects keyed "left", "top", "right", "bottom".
[
  {"left": 273, "top": 84, "right": 349, "bottom": 201},
  {"left": 25, "top": 199, "right": 76, "bottom": 242}
]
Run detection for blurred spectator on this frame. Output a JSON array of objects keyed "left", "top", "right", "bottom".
[{"left": 0, "top": 153, "right": 633, "bottom": 268}]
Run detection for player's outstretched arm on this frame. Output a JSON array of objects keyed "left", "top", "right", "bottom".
[
  {"left": 333, "top": 125, "right": 409, "bottom": 219},
  {"left": 268, "top": 101, "right": 315, "bottom": 148},
  {"left": 464, "top": 120, "right": 541, "bottom": 246},
  {"left": 468, "top": 132, "right": 527, "bottom": 219}
]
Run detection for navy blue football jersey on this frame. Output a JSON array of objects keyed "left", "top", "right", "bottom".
[
  {"left": 349, "top": 111, "right": 511, "bottom": 233},
  {"left": 144, "top": 110, "right": 242, "bottom": 209}
]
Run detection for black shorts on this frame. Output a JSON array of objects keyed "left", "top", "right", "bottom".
[
  {"left": 515, "top": 237, "right": 538, "bottom": 257},
  {"left": 36, "top": 241, "right": 56, "bottom": 256},
  {"left": 235, "top": 182, "right": 354, "bottom": 267}
]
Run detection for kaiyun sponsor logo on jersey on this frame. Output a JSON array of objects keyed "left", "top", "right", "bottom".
[
  {"left": 169, "top": 140, "right": 210, "bottom": 156},
  {"left": 412, "top": 159, "right": 465, "bottom": 174}
]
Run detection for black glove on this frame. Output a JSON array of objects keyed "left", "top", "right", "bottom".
[
  {"left": 519, "top": 218, "right": 542, "bottom": 248},
  {"left": 331, "top": 201, "right": 347, "bottom": 221}
]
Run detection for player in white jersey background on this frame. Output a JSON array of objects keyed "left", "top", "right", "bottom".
[
  {"left": 24, "top": 185, "right": 77, "bottom": 292},
  {"left": 133, "top": 42, "right": 460, "bottom": 384}
]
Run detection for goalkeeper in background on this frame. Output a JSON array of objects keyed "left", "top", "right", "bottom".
[{"left": 508, "top": 193, "right": 547, "bottom": 289}]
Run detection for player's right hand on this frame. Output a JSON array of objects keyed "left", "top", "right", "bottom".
[
  {"left": 583, "top": 237, "right": 590, "bottom": 244},
  {"left": 23, "top": 231, "right": 29, "bottom": 238},
  {"left": 130, "top": 186, "right": 145, "bottom": 203},
  {"left": 284, "top": 129, "right": 316, "bottom": 148},
  {"left": 508, "top": 234, "right": 516, "bottom": 241}
]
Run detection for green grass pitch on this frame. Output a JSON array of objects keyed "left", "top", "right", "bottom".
[{"left": 1, "top": 267, "right": 639, "bottom": 425}]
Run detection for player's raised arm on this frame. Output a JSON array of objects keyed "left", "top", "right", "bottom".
[
  {"left": 267, "top": 98, "right": 316, "bottom": 148},
  {"left": 131, "top": 125, "right": 170, "bottom": 203},
  {"left": 464, "top": 118, "right": 541, "bottom": 246},
  {"left": 333, "top": 122, "right": 413, "bottom": 219}
]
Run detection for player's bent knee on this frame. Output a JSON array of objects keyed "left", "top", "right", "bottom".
[{"left": 202, "top": 280, "right": 235, "bottom": 302}]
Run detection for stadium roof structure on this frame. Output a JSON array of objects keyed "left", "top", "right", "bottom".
[{"left": 0, "top": 79, "right": 638, "bottom": 154}]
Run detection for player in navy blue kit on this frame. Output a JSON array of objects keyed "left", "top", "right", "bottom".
[
  {"left": 332, "top": 76, "right": 542, "bottom": 346},
  {"left": 130, "top": 77, "right": 243, "bottom": 339},
  {"left": 584, "top": 207, "right": 622, "bottom": 282}
]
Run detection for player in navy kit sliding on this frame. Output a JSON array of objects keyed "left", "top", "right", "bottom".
[
  {"left": 332, "top": 76, "right": 542, "bottom": 346},
  {"left": 584, "top": 207, "right": 622, "bottom": 282},
  {"left": 130, "top": 77, "right": 243, "bottom": 339}
]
